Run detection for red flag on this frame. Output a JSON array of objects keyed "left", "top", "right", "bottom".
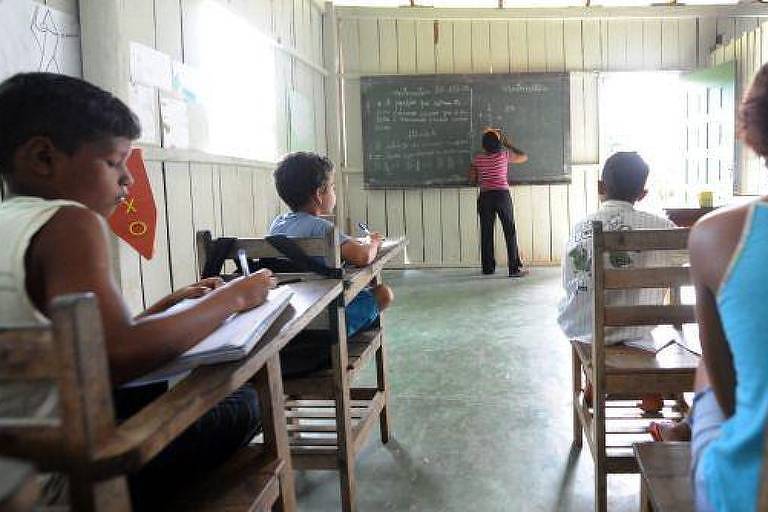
[{"left": 108, "top": 148, "right": 157, "bottom": 259}]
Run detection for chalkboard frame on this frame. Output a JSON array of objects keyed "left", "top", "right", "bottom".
[{"left": 360, "top": 72, "right": 572, "bottom": 189}]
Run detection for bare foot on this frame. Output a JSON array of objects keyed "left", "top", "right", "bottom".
[{"left": 649, "top": 420, "right": 691, "bottom": 442}]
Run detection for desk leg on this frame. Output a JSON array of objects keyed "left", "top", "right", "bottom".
[
  {"left": 371, "top": 272, "right": 391, "bottom": 443},
  {"left": 331, "top": 302, "right": 357, "bottom": 512},
  {"left": 376, "top": 327, "right": 391, "bottom": 444},
  {"left": 256, "top": 355, "right": 297, "bottom": 512}
]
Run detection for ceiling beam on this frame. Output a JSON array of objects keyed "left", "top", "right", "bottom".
[{"left": 334, "top": 3, "right": 768, "bottom": 19}]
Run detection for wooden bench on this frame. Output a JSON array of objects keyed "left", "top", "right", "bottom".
[
  {"left": 572, "top": 223, "right": 699, "bottom": 512},
  {"left": 0, "top": 283, "right": 341, "bottom": 510},
  {"left": 197, "top": 228, "right": 405, "bottom": 512}
]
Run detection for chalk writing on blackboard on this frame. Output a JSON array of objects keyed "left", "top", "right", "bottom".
[{"left": 361, "top": 73, "right": 570, "bottom": 188}]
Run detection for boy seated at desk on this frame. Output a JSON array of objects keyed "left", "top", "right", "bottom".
[
  {"left": 0, "top": 73, "right": 276, "bottom": 508},
  {"left": 269, "top": 152, "right": 393, "bottom": 337},
  {"left": 557, "top": 151, "right": 678, "bottom": 413}
]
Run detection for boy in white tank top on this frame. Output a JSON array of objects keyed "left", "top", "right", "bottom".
[{"left": 0, "top": 73, "right": 276, "bottom": 508}]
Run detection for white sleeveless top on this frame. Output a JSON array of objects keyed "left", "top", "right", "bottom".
[{"left": 0, "top": 196, "right": 85, "bottom": 418}]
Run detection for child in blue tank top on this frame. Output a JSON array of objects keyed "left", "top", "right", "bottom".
[{"left": 687, "top": 63, "right": 768, "bottom": 511}]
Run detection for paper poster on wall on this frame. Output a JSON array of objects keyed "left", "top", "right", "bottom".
[
  {"left": 289, "top": 90, "right": 316, "bottom": 152},
  {"left": 171, "top": 61, "right": 202, "bottom": 103},
  {"left": 129, "top": 42, "right": 172, "bottom": 91},
  {"left": 160, "top": 95, "right": 190, "bottom": 149},
  {"left": 129, "top": 83, "right": 159, "bottom": 145},
  {"left": 0, "top": 0, "right": 82, "bottom": 81}
]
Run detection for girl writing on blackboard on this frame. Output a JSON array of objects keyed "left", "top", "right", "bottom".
[{"left": 469, "top": 128, "right": 528, "bottom": 277}]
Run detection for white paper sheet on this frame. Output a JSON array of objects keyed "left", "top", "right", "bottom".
[
  {"left": 129, "top": 41, "right": 172, "bottom": 91},
  {"left": 160, "top": 95, "right": 190, "bottom": 149},
  {"left": 129, "top": 83, "right": 159, "bottom": 144},
  {"left": 171, "top": 60, "right": 202, "bottom": 103},
  {"left": 0, "top": 0, "right": 81, "bottom": 81}
]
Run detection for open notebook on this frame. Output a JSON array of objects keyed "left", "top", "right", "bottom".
[
  {"left": 126, "top": 287, "right": 293, "bottom": 386},
  {"left": 623, "top": 324, "right": 701, "bottom": 355}
]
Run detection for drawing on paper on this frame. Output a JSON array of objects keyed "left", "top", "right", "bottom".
[{"left": 29, "top": 4, "right": 79, "bottom": 74}]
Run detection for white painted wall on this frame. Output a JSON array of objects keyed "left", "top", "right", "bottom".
[{"left": 335, "top": 6, "right": 768, "bottom": 267}]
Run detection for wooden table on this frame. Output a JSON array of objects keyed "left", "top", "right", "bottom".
[
  {"left": 96, "top": 280, "right": 343, "bottom": 511},
  {"left": 0, "top": 457, "right": 38, "bottom": 512},
  {"left": 343, "top": 237, "right": 407, "bottom": 303},
  {"left": 664, "top": 207, "right": 716, "bottom": 227}
]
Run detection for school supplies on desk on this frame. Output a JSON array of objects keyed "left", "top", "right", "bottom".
[
  {"left": 357, "top": 222, "right": 386, "bottom": 241},
  {"left": 623, "top": 324, "right": 701, "bottom": 355},
  {"left": 126, "top": 287, "right": 293, "bottom": 386}
]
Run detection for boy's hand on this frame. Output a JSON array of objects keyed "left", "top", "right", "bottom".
[
  {"left": 141, "top": 277, "right": 224, "bottom": 316},
  {"left": 228, "top": 269, "right": 277, "bottom": 311},
  {"left": 369, "top": 231, "right": 383, "bottom": 244},
  {"left": 180, "top": 277, "right": 224, "bottom": 299}
]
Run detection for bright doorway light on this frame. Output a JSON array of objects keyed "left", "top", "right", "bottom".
[
  {"left": 599, "top": 72, "right": 685, "bottom": 213},
  {"left": 197, "top": 1, "right": 277, "bottom": 160}
]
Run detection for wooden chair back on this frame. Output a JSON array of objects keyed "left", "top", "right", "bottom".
[
  {"left": 196, "top": 220, "right": 342, "bottom": 280},
  {"left": 0, "top": 293, "right": 130, "bottom": 510},
  {"left": 590, "top": 221, "right": 694, "bottom": 379}
]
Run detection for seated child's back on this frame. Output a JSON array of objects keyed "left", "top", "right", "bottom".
[
  {"left": 269, "top": 152, "right": 393, "bottom": 337},
  {"left": 557, "top": 152, "right": 678, "bottom": 344}
]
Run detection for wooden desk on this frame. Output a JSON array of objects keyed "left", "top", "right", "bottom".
[
  {"left": 634, "top": 442, "right": 693, "bottom": 512},
  {"left": 343, "top": 237, "right": 407, "bottom": 303},
  {"left": 96, "top": 280, "right": 343, "bottom": 511},
  {"left": 0, "top": 457, "right": 38, "bottom": 512},
  {"left": 664, "top": 207, "right": 716, "bottom": 227}
]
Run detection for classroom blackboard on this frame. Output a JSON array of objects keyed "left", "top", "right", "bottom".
[{"left": 361, "top": 73, "right": 570, "bottom": 188}]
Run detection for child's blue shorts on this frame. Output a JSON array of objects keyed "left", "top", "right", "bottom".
[{"left": 346, "top": 287, "right": 379, "bottom": 337}]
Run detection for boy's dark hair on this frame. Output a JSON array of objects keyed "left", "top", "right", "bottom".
[
  {"left": 0, "top": 72, "right": 141, "bottom": 176},
  {"left": 739, "top": 63, "right": 768, "bottom": 157},
  {"left": 482, "top": 131, "right": 503, "bottom": 153},
  {"left": 274, "top": 152, "right": 334, "bottom": 211},
  {"left": 601, "top": 152, "right": 649, "bottom": 202}
]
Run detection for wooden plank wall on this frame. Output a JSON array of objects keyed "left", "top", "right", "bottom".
[
  {"left": 711, "top": 19, "right": 768, "bottom": 195},
  {"left": 337, "top": 10, "right": 746, "bottom": 267},
  {"left": 117, "top": 0, "right": 326, "bottom": 313}
]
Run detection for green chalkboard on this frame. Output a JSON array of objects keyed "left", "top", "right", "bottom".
[{"left": 361, "top": 73, "right": 571, "bottom": 188}]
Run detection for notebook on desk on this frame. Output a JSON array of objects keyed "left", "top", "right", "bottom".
[
  {"left": 623, "top": 324, "right": 701, "bottom": 355},
  {"left": 126, "top": 287, "right": 293, "bottom": 386}
]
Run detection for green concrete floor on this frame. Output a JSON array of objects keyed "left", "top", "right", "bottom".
[{"left": 295, "top": 268, "right": 640, "bottom": 512}]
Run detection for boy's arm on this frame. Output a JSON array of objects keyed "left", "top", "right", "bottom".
[
  {"left": 341, "top": 233, "right": 382, "bottom": 267},
  {"left": 138, "top": 277, "right": 224, "bottom": 317},
  {"left": 30, "top": 207, "right": 274, "bottom": 384},
  {"left": 556, "top": 223, "right": 587, "bottom": 337}
]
